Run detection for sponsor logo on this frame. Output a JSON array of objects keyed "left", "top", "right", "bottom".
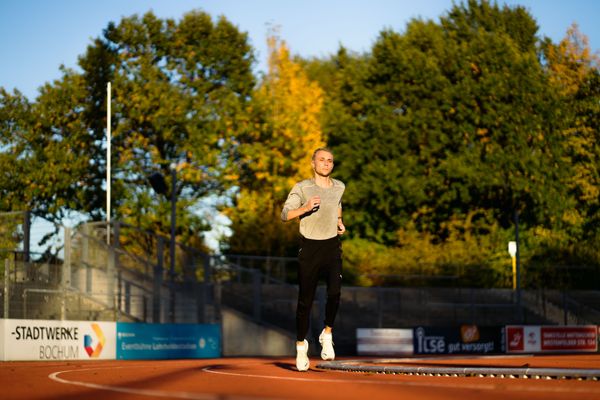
[
  {"left": 507, "top": 327, "right": 524, "bottom": 351},
  {"left": 527, "top": 330, "right": 538, "bottom": 347},
  {"left": 460, "top": 325, "right": 480, "bottom": 343},
  {"left": 414, "top": 327, "right": 499, "bottom": 355},
  {"left": 415, "top": 327, "right": 445, "bottom": 353},
  {"left": 84, "top": 323, "right": 105, "bottom": 358}
]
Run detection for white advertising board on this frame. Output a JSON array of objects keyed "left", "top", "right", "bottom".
[
  {"left": 1, "top": 319, "right": 116, "bottom": 361},
  {"left": 506, "top": 325, "right": 598, "bottom": 353},
  {"left": 357, "top": 328, "right": 414, "bottom": 356}
]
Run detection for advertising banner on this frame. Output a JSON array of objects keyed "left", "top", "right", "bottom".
[
  {"left": 506, "top": 325, "right": 598, "bottom": 353},
  {"left": 413, "top": 325, "right": 504, "bottom": 355},
  {"left": 116, "top": 322, "right": 220, "bottom": 360},
  {"left": 356, "top": 328, "right": 413, "bottom": 356},
  {"left": 0, "top": 318, "right": 116, "bottom": 361}
]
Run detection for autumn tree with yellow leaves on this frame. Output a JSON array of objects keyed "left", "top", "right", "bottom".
[
  {"left": 542, "top": 24, "right": 600, "bottom": 244},
  {"left": 544, "top": 24, "right": 598, "bottom": 96},
  {"left": 225, "top": 33, "right": 326, "bottom": 256}
]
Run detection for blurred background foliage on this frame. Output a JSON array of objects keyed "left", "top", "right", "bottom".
[{"left": 1, "top": 1, "right": 598, "bottom": 288}]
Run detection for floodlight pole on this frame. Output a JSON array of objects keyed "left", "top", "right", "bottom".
[
  {"left": 514, "top": 210, "right": 522, "bottom": 321},
  {"left": 169, "top": 163, "right": 177, "bottom": 323}
]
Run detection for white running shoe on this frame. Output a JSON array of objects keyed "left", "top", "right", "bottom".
[
  {"left": 319, "top": 329, "right": 335, "bottom": 361},
  {"left": 296, "top": 339, "right": 309, "bottom": 372}
]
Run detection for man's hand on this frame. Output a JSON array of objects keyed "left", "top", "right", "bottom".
[
  {"left": 337, "top": 220, "right": 346, "bottom": 235},
  {"left": 304, "top": 196, "right": 321, "bottom": 212}
]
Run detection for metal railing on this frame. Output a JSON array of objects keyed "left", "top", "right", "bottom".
[{"left": 1, "top": 214, "right": 599, "bottom": 342}]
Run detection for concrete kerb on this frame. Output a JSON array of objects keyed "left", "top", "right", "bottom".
[{"left": 316, "top": 359, "right": 600, "bottom": 380}]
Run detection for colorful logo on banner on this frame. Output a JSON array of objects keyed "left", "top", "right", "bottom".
[
  {"left": 460, "top": 325, "right": 480, "bottom": 343},
  {"left": 506, "top": 326, "right": 524, "bottom": 351},
  {"left": 84, "top": 323, "right": 105, "bottom": 358}
]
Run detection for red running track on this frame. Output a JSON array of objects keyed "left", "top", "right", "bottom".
[{"left": 1, "top": 355, "right": 600, "bottom": 400}]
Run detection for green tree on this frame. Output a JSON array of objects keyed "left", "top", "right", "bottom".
[
  {"left": 0, "top": 69, "right": 105, "bottom": 225},
  {"left": 318, "top": 0, "right": 569, "bottom": 248},
  {"left": 297, "top": 0, "right": 595, "bottom": 286},
  {"left": 92, "top": 11, "right": 256, "bottom": 246},
  {"left": 1, "top": 10, "right": 256, "bottom": 254}
]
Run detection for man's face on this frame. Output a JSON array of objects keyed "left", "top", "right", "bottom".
[{"left": 312, "top": 150, "right": 334, "bottom": 177}]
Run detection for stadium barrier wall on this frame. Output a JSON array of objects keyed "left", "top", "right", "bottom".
[{"left": 357, "top": 325, "right": 599, "bottom": 356}]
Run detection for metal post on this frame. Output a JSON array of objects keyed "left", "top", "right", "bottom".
[
  {"left": 170, "top": 166, "right": 177, "bottom": 323},
  {"left": 106, "top": 245, "right": 117, "bottom": 320},
  {"left": 143, "top": 295, "right": 148, "bottom": 322},
  {"left": 62, "top": 227, "right": 72, "bottom": 320},
  {"left": 199, "top": 255, "right": 212, "bottom": 323},
  {"left": 106, "top": 82, "right": 112, "bottom": 245},
  {"left": 154, "top": 237, "right": 164, "bottom": 323},
  {"left": 82, "top": 224, "right": 90, "bottom": 293},
  {"left": 470, "top": 288, "right": 475, "bottom": 323},
  {"left": 511, "top": 256, "right": 517, "bottom": 290},
  {"left": 23, "top": 211, "right": 30, "bottom": 263},
  {"left": 253, "top": 269, "right": 261, "bottom": 321},
  {"left": 562, "top": 290, "right": 568, "bottom": 325},
  {"left": 214, "top": 275, "right": 222, "bottom": 323},
  {"left": 124, "top": 282, "right": 131, "bottom": 315},
  {"left": 4, "top": 259, "right": 10, "bottom": 318},
  {"left": 265, "top": 257, "right": 271, "bottom": 282},
  {"left": 114, "top": 222, "right": 122, "bottom": 319},
  {"left": 515, "top": 211, "right": 523, "bottom": 322},
  {"left": 377, "top": 289, "right": 383, "bottom": 328}
]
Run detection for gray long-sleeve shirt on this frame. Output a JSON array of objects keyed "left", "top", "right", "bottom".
[{"left": 281, "top": 178, "right": 345, "bottom": 240}]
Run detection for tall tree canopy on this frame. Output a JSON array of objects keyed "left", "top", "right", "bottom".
[
  {"left": 311, "top": 0, "right": 570, "bottom": 246},
  {"left": 1, "top": 10, "right": 256, "bottom": 248},
  {"left": 100, "top": 11, "right": 255, "bottom": 242},
  {"left": 0, "top": 70, "right": 105, "bottom": 223},
  {"left": 1, "top": 2, "right": 598, "bottom": 285}
]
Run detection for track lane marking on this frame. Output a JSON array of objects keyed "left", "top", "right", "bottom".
[
  {"left": 48, "top": 365, "right": 264, "bottom": 400},
  {"left": 202, "top": 364, "right": 600, "bottom": 394},
  {"left": 44, "top": 360, "right": 600, "bottom": 398}
]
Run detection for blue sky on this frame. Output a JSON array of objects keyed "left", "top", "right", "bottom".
[{"left": 1, "top": 0, "right": 599, "bottom": 100}]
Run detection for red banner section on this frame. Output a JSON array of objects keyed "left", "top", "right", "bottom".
[{"left": 506, "top": 325, "right": 598, "bottom": 353}]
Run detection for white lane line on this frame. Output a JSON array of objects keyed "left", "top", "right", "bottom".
[
  {"left": 202, "top": 365, "right": 600, "bottom": 394},
  {"left": 203, "top": 365, "right": 498, "bottom": 387},
  {"left": 48, "top": 366, "right": 260, "bottom": 400}
]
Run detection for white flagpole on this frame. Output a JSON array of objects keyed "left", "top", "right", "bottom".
[{"left": 107, "top": 82, "right": 112, "bottom": 245}]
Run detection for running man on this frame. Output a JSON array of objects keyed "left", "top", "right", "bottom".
[{"left": 281, "top": 147, "right": 345, "bottom": 371}]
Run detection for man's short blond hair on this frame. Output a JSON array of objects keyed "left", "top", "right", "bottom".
[{"left": 312, "top": 147, "right": 334, "bottom": 161}]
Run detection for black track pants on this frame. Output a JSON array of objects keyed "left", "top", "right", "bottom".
[{"left": 296, "top": 236, "right": 342, "bottom": 342}]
